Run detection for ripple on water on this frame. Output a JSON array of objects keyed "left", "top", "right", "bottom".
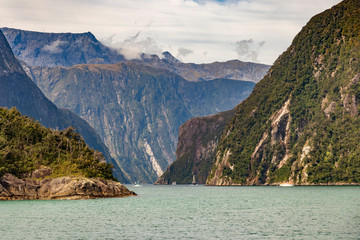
[{"left": 0, "top": 185, "right": 359, "bottom": 239}]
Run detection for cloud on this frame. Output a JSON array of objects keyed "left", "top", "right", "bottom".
[
  {"left": 104, "top": 32, "right": 163, "bottom": 60},
  {"left": 234, "top": 39, "right": 265, "bottom": 62},
  {"left": 177, "top": 47, "right": 194, "bottom": 59},
  {"left": 42, "top": 40, "right": 66, "bottom": 53}
]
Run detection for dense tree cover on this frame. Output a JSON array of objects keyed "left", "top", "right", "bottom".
[
  {"left": 0, "top": 107, "right": 116, "bottom": 180},
  {"left": 209, "top": 0, "right": 360, "bottom": 184}
]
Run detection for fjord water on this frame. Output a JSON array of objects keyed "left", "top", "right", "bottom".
[{"left": 1, "top": 185, "right": 359, "bottom": 239}]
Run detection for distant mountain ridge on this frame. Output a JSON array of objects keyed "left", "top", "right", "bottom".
[
  {"left": 1, "top": 27, "right": 270, "bottom": 83},
  {"left": 0, "top": 30, "right": 129, "bottom": 183},
  {"left": 137, "top": 53, "right": 270, "bottom": 82}
]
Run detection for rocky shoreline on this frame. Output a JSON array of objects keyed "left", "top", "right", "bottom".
[{"left": 0, "top": 173, "right": 136, "bottom": 200}]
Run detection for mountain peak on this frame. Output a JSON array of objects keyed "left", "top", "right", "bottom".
[
  {"left": 162, "top": 51, "right": 181, "bottom": 63},
  {"left": 0, "top": 30, "right": 25, "bottom": 76},
  {"left": 1, "top": 27, "right": 124, "bottom": 67}
]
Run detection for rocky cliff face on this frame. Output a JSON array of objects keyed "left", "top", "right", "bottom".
[
  {"left": 0, "top": 30, "right": 128, "bottom": 183},
  {"left": 0, "top": 173, "right": 136, "bottom": 200},
  {"left": 156, "top": 109, "right": 235, "bottom": 184},
  {"left": 25, "top": 62, "right": 255, "bottom": 183},
  {"left": 207, "top": 0, "right": 360, "bottom": 185}
]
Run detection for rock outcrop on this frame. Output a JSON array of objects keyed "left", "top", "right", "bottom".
[{"left": 0, "top": 174, "right": 136, "bottom": 200}]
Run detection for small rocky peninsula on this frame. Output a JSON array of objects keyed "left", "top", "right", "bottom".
[{"left": 0, "top": 172, "right": 136, "bottom": 200}]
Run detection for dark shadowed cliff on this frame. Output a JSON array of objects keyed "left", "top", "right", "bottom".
[{"left": 156, "top": 110, "right": 234, "bottom": 184}]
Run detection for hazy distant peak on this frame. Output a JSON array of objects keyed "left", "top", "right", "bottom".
[
  {"left": 162, "top": 51, "right": 181, "bottom": 63},
  {"left": 1, "top": 27, "right": 98, "bottom": 42}
]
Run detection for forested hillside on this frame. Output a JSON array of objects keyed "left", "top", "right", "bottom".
[
  {"left": 0, "top": 107, "right": 115, "bottom": 180},
  {"left": 207, "top": 0, "right": 360, "bottom": 185}
]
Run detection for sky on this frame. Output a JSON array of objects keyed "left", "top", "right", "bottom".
[{"left": 1, "top": 0, "right": 342, "bottom": 65}]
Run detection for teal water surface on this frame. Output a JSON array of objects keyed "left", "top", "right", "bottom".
[{"left": 0, "top": 185, "right": 359, "bottom": 239}]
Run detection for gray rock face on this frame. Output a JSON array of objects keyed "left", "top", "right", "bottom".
[
  {"left": 0, "top": 30, "right": 128, "bottom": 183},
  {"left": 0, "top": 32, "right": 24, "bottom": 76},
  {"left": 0, "top": 174, "right": 136, "bottom": 200},
  {"left": 30, "top": 167, "right": 52, "bottom": 179}
]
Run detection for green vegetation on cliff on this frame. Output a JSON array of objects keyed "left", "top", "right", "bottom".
[
  {"left": 208, "top": 0, "right": 360, "bottom": 185},
  {"left": 0, "top": 107, "right": 115, "bottom": 180}
]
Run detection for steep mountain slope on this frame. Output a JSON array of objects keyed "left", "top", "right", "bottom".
[
  {"left": 25, "top": 63, "right": 255, "bottom": 182},
  {"left": 207, "top": 0, "right": 360, "bottom": 185},
  {"left": 1, "top": 27, "right": 124, "bottom": 67},
  {"left": 2, "top": 27, "right": 269, "bottom": 83},
  {"left": 0, "top": 30, "right": 128, "bottom": 183},
  {"left": 156, "top": 110, "right": 234, "bottom": 184}
]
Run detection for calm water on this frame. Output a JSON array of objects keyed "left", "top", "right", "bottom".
[{"left": 0, "top": 185, "right": 359, "bottom": 239}]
